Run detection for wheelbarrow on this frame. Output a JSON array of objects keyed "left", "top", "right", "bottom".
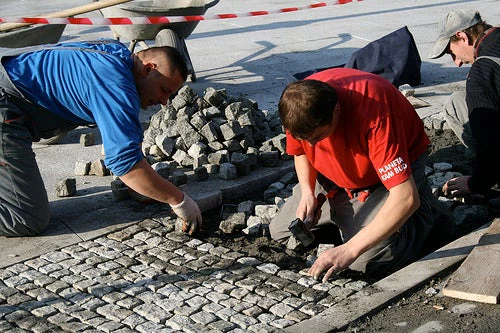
[
  {"left": 0, "top": 24, "right": 66, "bottom": 48},
  {"left": 0, "top": 0, "right": 132, "bottom": 49},
  {"left": 99, "top": 0, "right": 220, "bottom": 82}
]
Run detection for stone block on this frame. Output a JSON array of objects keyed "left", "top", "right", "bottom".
[
  {"left": 230, "top": 153, "right": 251, "bottom": 176},
  {"left": 208, "top": 151, "right": 229, "bottom": 165},
  {"left": 74, "top": 161, "right": 90, "bottom": 176},
  {"left": 199, "top": 121, "right": 219, "bottom": 142},
  {"left": 258, "top": 151, "right": 280, "bottom": 167},
  {"left": 219, "top": 163, "right": 238, "bottom": 180},
  {"left": 155, "top": 134, "right": 175, "bottom": 157},
  {"left": 89, "top": 159, "right": 110, "bottom": 176},
  {"left": 194, "top": 166, "right": 209, "bottom": 181},
  {"left": 151, "top": 161, "right": 170, "bottom": 179},
  {"left": 55, "top": 178, "right": 76, "bottom": 197},
  {"left": 220, "top": 121, "right": 243, "bottom": 141},
  {"left": 188, "top": 142, "right": 207, "bottom": 158},
  {"left": 203, "top": 87, "right": 228, "bottom": 108},
  {"left": 79, "top": 133, "right": 95, "bottom": 147}
]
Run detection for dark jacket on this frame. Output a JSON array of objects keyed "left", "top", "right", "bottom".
[{"left": 467, "top": 27, "right": 500, "bottom": 193}]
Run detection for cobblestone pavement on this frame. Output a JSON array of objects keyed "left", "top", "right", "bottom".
[{"left": 0, "top": 217, "right": 369, "bottom": 332}]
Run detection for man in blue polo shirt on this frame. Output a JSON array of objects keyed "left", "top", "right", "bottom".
[{"left": 0, "top": 39, "right": 202, "bottom": 236}]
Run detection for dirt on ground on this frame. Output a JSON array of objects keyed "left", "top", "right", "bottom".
[
  {"left": 192, "top": 128, "right": 499, "bottom": 332},
  {"left": 196, "top": 128, "right": 485, "bottom": 274}
]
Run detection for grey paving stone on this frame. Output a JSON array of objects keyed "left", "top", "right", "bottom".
[
  {"left": 3, "top": 276, "right": 29, "bottom": 289},
  {"left": 269, "top": 303, "right": 294, "bottom": 317},
  {"left": 5, "top": 264, "right": 30, "bottom": 274},
  {"left": 327, "top": 285, "right": 356, "bottom": 301},
  {"left": 71, "top": 309, "right": 99, "bottom": 322},
  {"left": 190, "top": 309, "right": 218, "bottom": 325},
  {"left": 173, "top": 305, "right": 198, "bottom": 316},
  {"left": 15, "top": 315, "right": 43, "bottom": 330},
  {"left": 269, "top": 318, "right": 295, "bottom": 329},
  {"left": 235, "top": 278, "right": 260, "bottom": 292},
  {"left": 96, "top": 320, "right": 125, "bottom": 332},
  {"left": 58, "top": 259, "right": 83, "bottom": 270},
  {"left": 0, "top": 286, "right": 17, "bottom": 299},
  {"left": 116, "top": 296, "right": 143, "bottom": 310},
  {"left": 6, "top": 293, "right": 32, "bottom": 306},
  {"left": 80, "top": 297, "right": 106, "bottom": 311},
  {"left": 206, "top": 291, "right": 230, "bottom": 304},
  {"left": 229, "top": 287, "right": 249, "bottom": 300},
  {"left": 164, "top": 313, "right": 195, "bottom": 330},
  {"left": 59, "top": 320, "right": 92, "bottom": 332},
  {"left": 283, "top": 283, "right": 308, "bottom": 297},
  {"left": 136, "top": 321, "right": 168, "bottom": 333},
  {"left": 28, "top": 288, "right": 59, "bottom": 303},
  {"left": 122, "top": 313, "right": 147, "bottom": 329},
  {"left": 28, "top": 319, "right": 63, "bottom": 333},
  {"left": 97, "top": 303, "right": 133, "bottom": 322},
  {"left": 254, "top": 284, "right": 275, "bottom": 297},
  {"left": 47, "top": 312, "right": 75, "bottom": 325},
  {"left": 215, "top": 307, "right": 237, "bottom": 321},
  {"left": 24, "top": 258, "right": 50, "bottom": 270},
  {"left": 301, "top": 288, "right": 327, "bottom": 302},
  {"left": 18, "top": 300, "right": 45, "bottom": 312},
  {"left": 31, "top": 304, "right": 58, "bottom": 318},
  {"left": 202, "top": 302, "right": 224, "bottom": 314},
  {"left": 214, "top": 282, "right": 236, "bottom": 294},
  {"left": 134, "top": 303, "right": 172, "bottom": 324},
  {"left": 46, "top": 280, "right": 70, "bottom": 294},
  {"left": 230, "top": 312, "right": 259, "bottom": 329}
]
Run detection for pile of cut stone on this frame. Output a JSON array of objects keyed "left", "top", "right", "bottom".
[
  {"left": 109, "top": 85, "right": 289, "bottom": 201},
  {"left": 141, "top": 85, "right": 286, "bottom": 182}
]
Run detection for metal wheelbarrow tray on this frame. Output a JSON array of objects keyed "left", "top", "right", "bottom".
[
  {"left": 99, "top": 0, "right": 219, "bottom": 81},
  {"left": 0, "top": 24, "right": 66, "bottom": 48},
  {"left": 99, "top": 0, "right": 218, "bottom": 42}
]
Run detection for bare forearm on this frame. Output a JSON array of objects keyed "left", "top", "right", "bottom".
[
  {"left": 119, "top": 159, "right": 184, "bottom": 205},
  {"left": 294, "top": 154, "right": 317, "bottom": 195},
  {"left": 346, "top": 178, "right": 420, "bottom": 257}
]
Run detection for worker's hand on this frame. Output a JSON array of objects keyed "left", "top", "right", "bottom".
[
  {"left": 171, "top": 194, "right": 202, "bottom": 235},
  {"left": 442, "top": 176, "right": 472, "bottom": 198},
  {"left": 308, "top": 244, "right": 356, "bottom": 283},
  {"left": 296, "top": 193, "right": 317, "bottom": 226}
]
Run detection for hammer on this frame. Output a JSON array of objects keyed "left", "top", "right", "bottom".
[{"left": 288, "top": 192, "right": 327, "bottom": 247}]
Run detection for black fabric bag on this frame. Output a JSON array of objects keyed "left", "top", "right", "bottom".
[
  {"left": 345, "top": 26, "right": 422, "bottom": 87},
  {"left": 293, "top": 26, "right": 422, "bottom": 87}
]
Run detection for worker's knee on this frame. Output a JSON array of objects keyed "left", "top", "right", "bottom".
[
  {"left": 0, "top": 205, "right": 50, "bottom": 237},
  {"left": 268, "top": 217, "right": 289, "bottom": 243}
]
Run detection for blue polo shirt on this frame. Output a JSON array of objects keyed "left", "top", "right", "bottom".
[{"left": 3, "top": 40, "right": 144, "bottom": 176}]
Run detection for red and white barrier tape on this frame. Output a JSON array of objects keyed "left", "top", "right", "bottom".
[{"left": 0, "top": 0, "right": 362, "bottom": 25}]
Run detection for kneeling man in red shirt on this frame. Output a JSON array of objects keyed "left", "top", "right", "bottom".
[{"left": 270, "top": 68, "right": 443, "bottom": 280}]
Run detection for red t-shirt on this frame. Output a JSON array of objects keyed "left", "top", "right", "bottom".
[{"left": 286, "top": 68, "right": 430, "bottom": 190}]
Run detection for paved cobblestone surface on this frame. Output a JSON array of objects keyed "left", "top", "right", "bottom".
[{"left": 0, "top": 217, "right": 369, "bottom": 332}]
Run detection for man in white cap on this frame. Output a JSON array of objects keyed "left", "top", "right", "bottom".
[{"left": 429, "top": 9, "right": 499, "bottom": 210}]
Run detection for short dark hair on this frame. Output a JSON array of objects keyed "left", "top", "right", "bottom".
[
  {"left": 450, "top": 20, "right": 492, "bottom": 45},
  {"left": 137, "top": 46, "right": 188, "bottom": 81},
  {"left": 278, "top": 79, "right": 337, "bottom": 139}
]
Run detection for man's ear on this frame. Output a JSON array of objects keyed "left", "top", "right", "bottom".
[
  {"left": 143, "top": 62, "right": 157, "bottom": 76},
  {"left": 455, "top": 31, "right": 469, "bottom": 43}
]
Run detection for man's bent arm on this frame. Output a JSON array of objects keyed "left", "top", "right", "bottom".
[
  {"left": 309, "top": 177, "right": 420, "bottom": 281},
  {"left": 294, "top": 154, "right": 319, "bottom": 222},
  {"left": 119, "top": 158, "right": 184, "bottom": 206},
  {"left": 346, "top": 177, "right": 420, "bottom": 258}
]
